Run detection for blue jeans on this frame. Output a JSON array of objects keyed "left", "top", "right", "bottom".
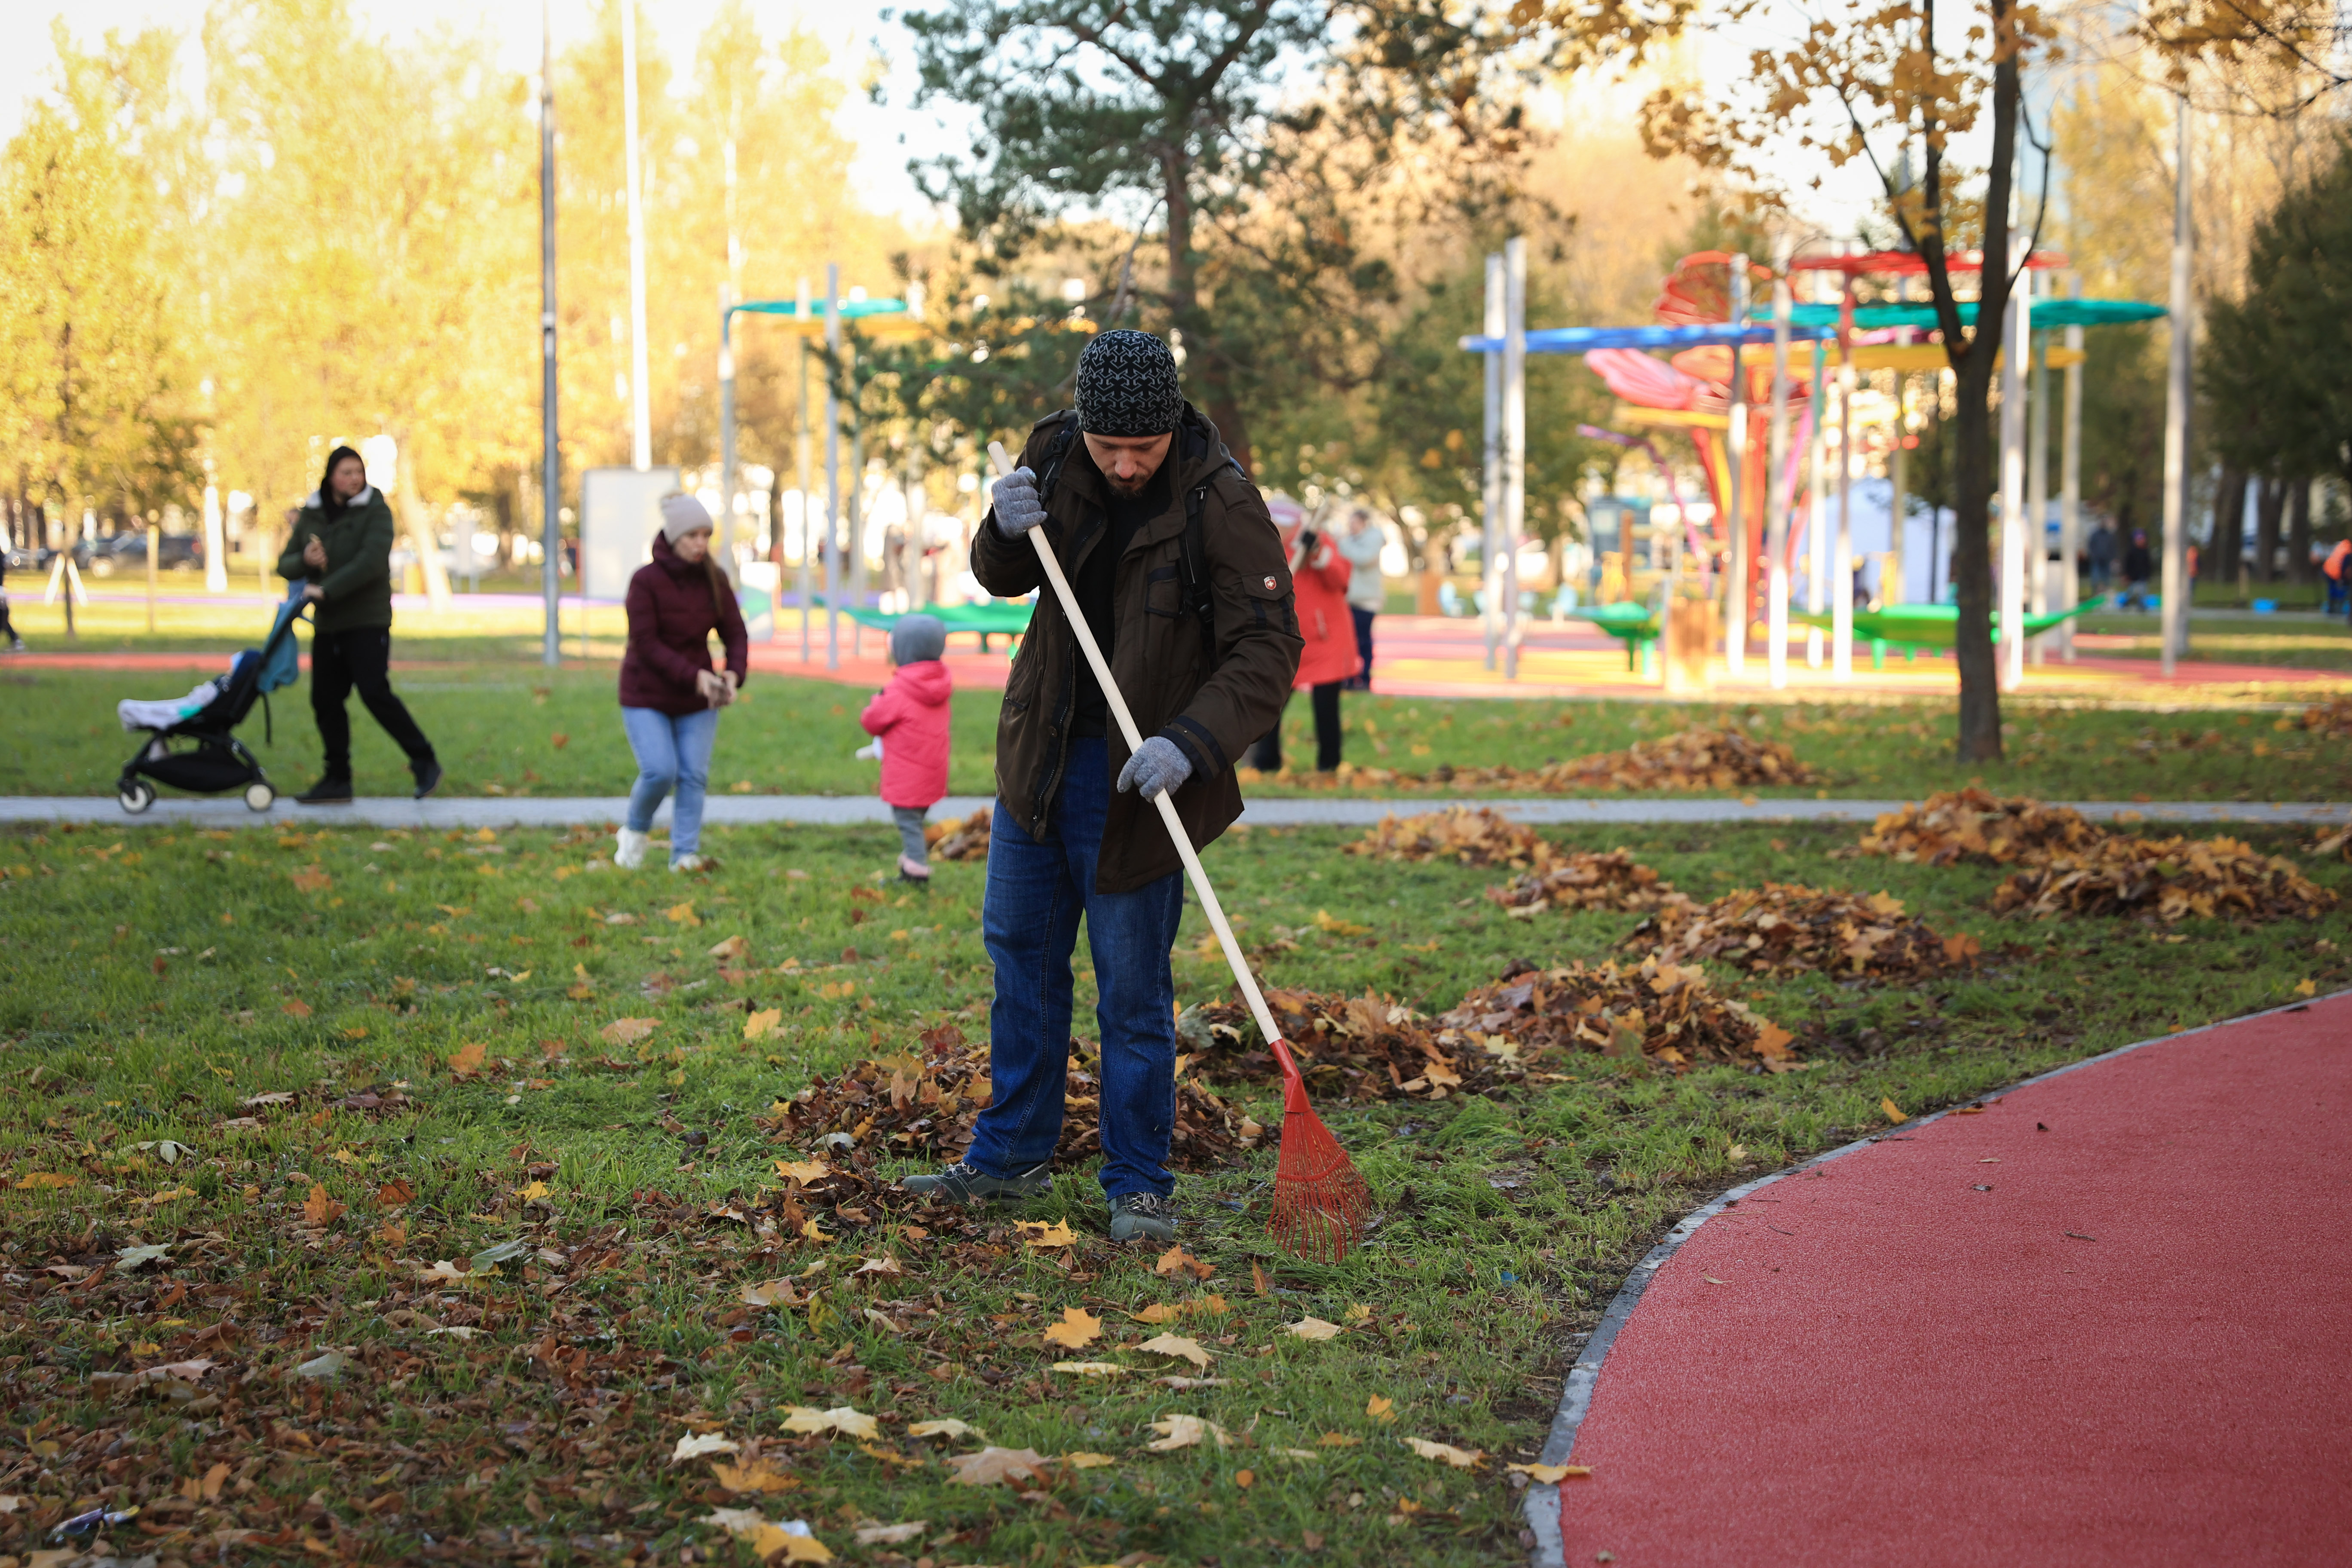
[
  {"left": 621, "top": 706, "right": 719, "bottom": 861},
  {"left": 968, "top": 736, "right": 1185, "bottom": 1199}
]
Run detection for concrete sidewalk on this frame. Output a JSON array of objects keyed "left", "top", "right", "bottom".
[{"left": 4, "top": 794, "right": 2344, "bottom": 830}]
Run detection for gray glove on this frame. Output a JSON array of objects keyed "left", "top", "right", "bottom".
[
  {"left": 990, "top": 466, "right": 1047, "bottom": 536},
  {"left": 1117, "top": 735, "right": 1193, "bottom": 800}
]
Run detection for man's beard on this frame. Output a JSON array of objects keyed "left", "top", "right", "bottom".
[{"left": 1104, "top": 472, "right": 1152, "bottom": 496}]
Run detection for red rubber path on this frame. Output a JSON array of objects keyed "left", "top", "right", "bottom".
[{"left": 1559, "top": 996, "right": 2352, "bottom": 1566}]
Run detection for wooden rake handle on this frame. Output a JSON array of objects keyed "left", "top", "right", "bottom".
[{"left": 985, "top": 441, "right": 1290, "bottom": 1061}]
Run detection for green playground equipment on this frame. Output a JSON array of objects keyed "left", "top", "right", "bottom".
[
  {"left": 1563, "top": 600, "right": 1667, "bottom": 675},
  {"left": 810, "top": 596, "right": 1035, "bottom": 652},
  {"left": 1791, "top": 596, "right": 2107, "bottom": 668}
]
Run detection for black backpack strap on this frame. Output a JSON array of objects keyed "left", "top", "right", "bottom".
[
  {"left": 1030, "top": 411, "right": 1083, "bottom": 510},
  {"left": 1178, "top": 444, "right": 1246, "bottom": 668}
]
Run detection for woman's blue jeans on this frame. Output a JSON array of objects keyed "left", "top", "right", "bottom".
[
  {"left": 621, "top": 706, "right": 718, "bottom": 861},
  {"left": 967, "top": 736, "right": 1185, "bottom": 1199}
]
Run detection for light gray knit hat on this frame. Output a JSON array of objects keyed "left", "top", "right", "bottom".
[
  {"left": 660, "top": 492, "right": 714, "bottom": 543},
  {"left": 1074, "top": 330, "right": 1183, "bottom": 437},
  {"left": 889, "top": 613, "right": 946, "bottom": 665}
]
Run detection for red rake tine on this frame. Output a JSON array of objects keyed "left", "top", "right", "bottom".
[{"left": 985, "top": 440, "right": 1372, "bottom": 1263}]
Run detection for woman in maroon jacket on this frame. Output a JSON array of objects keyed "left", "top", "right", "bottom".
[{"left": 615, "top": 495, "right": 748, "bottom": 872}]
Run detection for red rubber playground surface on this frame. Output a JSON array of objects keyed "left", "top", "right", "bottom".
[{"left": 1552, "top": 995, "right": 2352, "bottom": 1566}]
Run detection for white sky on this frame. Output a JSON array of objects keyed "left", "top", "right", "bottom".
[{"left": 0, "top": 0, "right": 943, "bottom": 216}]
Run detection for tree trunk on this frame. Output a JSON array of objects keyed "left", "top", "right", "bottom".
[
  {"left": 1160, "top": 147, "right": 1255, "bottom": 478},
  {"left": 2254, "top": 475, "right": 2284, "bottom": 584},
  {"left": 2286, "top": 476, "right": 2312, "bottom": 583},
  {"left": 2212, "top": 467, "right": 2245, "bottom": 594},
  {"left": 1948, "top": 10, "right": 2022, "bottom": 765}
]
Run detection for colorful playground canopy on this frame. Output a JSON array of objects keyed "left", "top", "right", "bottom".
[
  {"left": 1458, "top": 321, "right": 1837, "bottom": 355},
  {"left": 1759, "top": 298, "right": 2168, "bottom": 333}
]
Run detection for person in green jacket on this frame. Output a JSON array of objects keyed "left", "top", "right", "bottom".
[{"left": 277, "top": 444, "right": 441, "bottom": 803}]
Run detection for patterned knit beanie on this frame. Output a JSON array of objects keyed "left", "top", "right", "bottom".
[{"left": 1073, "top": 330, "right": 1182, "bottom": 437}]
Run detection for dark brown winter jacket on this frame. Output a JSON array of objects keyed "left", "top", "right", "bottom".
[{"left": 975, "top": 404, "right": 1301, "bottom": 893}]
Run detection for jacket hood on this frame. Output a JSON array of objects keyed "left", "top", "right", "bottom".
[
  {"left": 302, "top": 486, "right": 378, "bottom": 510},
  {"left": 650, "top": 530, "right": 704, "bottom": 576},
  {"left": 891, "top": 657, "right": 953, "bottom": 705}
]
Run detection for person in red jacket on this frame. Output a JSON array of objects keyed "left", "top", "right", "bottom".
[
  {"left": 2325, "top": 538, "right": 2351, "bottom": 617},
  {"left": 615, "top": 494, "right": 748, "bottom": 873},
  {"left": 859, "top": 614, "right": 953, "bottom": 882},
  {"left": 1246, "top": 501, "right": 1359, "bottom": 773}
]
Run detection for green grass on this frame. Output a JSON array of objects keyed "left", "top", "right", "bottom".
[
  {"left": 2078, "top": 609, "right": 2352, "bottom": 671},
  {"left": 9, "top": 660, "right": 2352, "bottom": 803},
  {"left": 2, "top": 817, "right": 2347, "bottom": 1565}
]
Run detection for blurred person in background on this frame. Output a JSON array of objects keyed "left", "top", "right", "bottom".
[
  {"left": 1248, "top": 499, "right": 1357, "bottom": 773},
  {"left": 1335, "top": 508, "right": 1383, "bottom": 692},
  {"left": 614, "top": 494, "right": 747, "bottom": 873}
]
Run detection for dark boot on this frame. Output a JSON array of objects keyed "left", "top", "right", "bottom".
[
  {"left": 295, "top": 775, "right": 354, "bottom": 805},
  {"left": 411, "top": 757, "right": 443, "bottom": 799}
]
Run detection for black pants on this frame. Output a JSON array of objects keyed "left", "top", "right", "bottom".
[
  {"left": 0, "top": 591, "right": 14, "bottom": 641},
  {"left": 312, "top": 626, "right": 434, "bottom": 777},
  {"left": 1249, "top": 682, "right": 1343, "bottom": 773},
  {"left": 1348, "top": 605, "right": 1376, "bottom": 690}
]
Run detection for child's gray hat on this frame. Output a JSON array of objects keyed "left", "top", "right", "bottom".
[{"left": 890, "top": 614, "right": 946, "bottom": 665}]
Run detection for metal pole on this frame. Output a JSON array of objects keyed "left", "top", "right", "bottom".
[
  {"left": 1724, "top": 253, "right": 1750, "bottom": 676},
  {"left": 2160, "top": 95, "right": 2193, "bottom": 673},
  {"left": 539, "top": 0, "right": 560, "bottom": 668},
  {"left": 718, "top": 287, "right": 737, "bottom": 579},
  {"left": 1481, "top": 253, "right": 1503, "bottom": 670},
  {"left": 1765, "top": 241, "right": 1792, "bottom": 689},
  {"left": 796, "top": 276, "right": 813, "bottom": 662},
  {"left": 2060, "top": 275, "right": 2084, "bottom": 661},
  {"left": 1999, "top": 245, "right": 2030, "bottom": 691},
  {"left": 1833, "top": 276, "right": 1855, "bottom": 680},
  {"left": 2026, "top": 279, "right": 2050, "bottom": 665},
  {"left": 1502, "top": 236, "right": 1526, "bottom": 680},
  {"left": 1885, "top": 276, "right": 1908, "bottom": 606},
  {"left": 1808, "top": 333, "right": 1826, "bottom": 668},
  {"left": 824, "top": 264, "right": 841, "bottom": 671},
  {"left": 620, "top": 0, "right": 650, "bottom": 472},
  {"left": 848, "top": 354, "right": 866, "bottom": 657},
  {"left": 146, "top": 521, "right": 158, "bottom": 633}
]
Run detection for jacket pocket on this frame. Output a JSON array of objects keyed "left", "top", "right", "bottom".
[
  {"left": 1143, "top": 563, "right": 1182, "bottom": 618},
  {"left": 1239, "top": 570, "right": 1297, "bottom": 638}
]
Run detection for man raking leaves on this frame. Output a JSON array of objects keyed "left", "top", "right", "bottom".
[{"left": 901, "top": 331, "right": 1368, "bottom": 1255}]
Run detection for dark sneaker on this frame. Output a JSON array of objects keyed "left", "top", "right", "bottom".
[
  {"left": 1109, "top": 1191, "right": 1179, "bottom": 1244},
  {"left": 295, "top": 776, "right": 354, "bottom": 805},
  {"left": 412, "top": 758, "right": 443, "bottom": 799},
  {"left": 898, "top": 1160, "right": 1051, "bottom": 1205}
]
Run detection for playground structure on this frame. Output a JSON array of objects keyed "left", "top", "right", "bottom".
[{"left": 1462, "top": 242, "right": 2165, "bottom": 692}]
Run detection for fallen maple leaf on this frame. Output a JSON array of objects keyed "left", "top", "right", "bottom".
[
  {"left": 945, "top": 1446, "right": 1050, "bottom": 1486},
  {"left": 1285, "top": 1317, "right": 1343, "bottom": 1341},
  {"left": 1146, "top": 1414, "right": 1229, "bottom": 1451},
  {"left": 1154, "top": 1244, "right": 1214, "bottom": 1280},
  {"left": 1880, "top": 1096, "right": 1909, "bottom": 1125},
  {"left": 114, "top": 1244, "right": 171, "bottom": 1271},
  {"left": 1317, "top": 1433, "right": 1363, "bottom": 1447},
  {"left": 281, "top": 998, "right": 312, "bottom": 1018},
  {"left": 741, "top": 1280, "right": 802, "bottom": 1308},
  {"left": 854, "top": 1255, "right": 902, "bottom": 1277},
  {"left": 1042, "top": 1306, "right": 1102, "bottom": 1350},
  {"left": 780, "top": 1405, "right": 879, "bottom": 1441},
  {"left": 1403, "top": 1436, "right": 1484, "bottom": 1469},
  {"left": 745, "top": 1007, "right": 782, "bottom": 1041},
  {"left": 601, "top": 1018, "right": 658, "bottom": 1046},
  {"left": 2295, "top": 978, "right": 2318, "bottom": 997},
  {"left": 1506, "top": 1461, "right": 1590, "bottom": 1482},
  {"left": 673, "top": 1432, "right": 740, "bottom": 1463},
  {"left": 1050, "top": 1361, "right": 1124, "bottom": 1378},
  {"left": 417, "top": 1260, "right": 473, "bottom": 1283},
  {"left": 447, "top": 1041, "right": 487, "bottom": 1078},
  {"left": 775, "top": 1159, "right": 830, "bottom": 1183},
  {"left": 906, "top": 1419, "right": 981, "bottom": 1441},
  {"left": 1134, "top": 1332, "right": 1212, "bottom": 1370},
  {"left": 708, "top": 934, "right": 750, "bottom": 960},
  {"left": 1128, "top": 1303, "right": 1180, "bottom": 1323},
  {"left": 301, "top": 1183, "right": 345, "bottom": 1226},
  {"left": 667, "top": 901, "right": 701, "bottom": 927},
  {"left": 242, "top": 1090, "right": 296, "bottom": 1107},
  {"left": 703, "top": 1509, "right": 832, "bottom": 1562},
  {"left": 1061, "top": 1452, "right": 1117, "bottom": 1469},
  {"left": 1014, "top": 1218, "right": 1075, "bottom": 1249},
  {"left": 709, "top": 1459, "right": 801, "bottom": 1494},
  {"left": 1366, "top": 1394, "right": 1396, "bottom": 1422},
  {"left": 377, "top": 1178, "right": 415, "bottom": 1208}
]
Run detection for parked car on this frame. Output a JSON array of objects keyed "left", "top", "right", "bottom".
[{"left": 88, "top": 532, "right": 203, "bottom": 576}]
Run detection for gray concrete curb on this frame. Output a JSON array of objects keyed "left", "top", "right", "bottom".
[{"left": 3, "top": 794, "right": 2345, "bottom": 830}]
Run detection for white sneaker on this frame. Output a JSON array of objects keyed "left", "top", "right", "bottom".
[
  {"left": 614, "top": 827, "right": 649, "bottom": 869},
  {"left": 670, "top": 852, "right": 708, "bottom": 873}
]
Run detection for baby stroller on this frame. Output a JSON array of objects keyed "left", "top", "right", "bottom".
[{"left": 115, "top": 590, "right": 309, "bottom": 814}]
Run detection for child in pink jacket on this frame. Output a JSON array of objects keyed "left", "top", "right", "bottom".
[{"left": 859, "top": 615, "right": 952, "bottom": 882}]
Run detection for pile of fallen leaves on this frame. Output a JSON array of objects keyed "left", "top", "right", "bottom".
[
  {"left": 1344, "top": 806, "right": 1559, "bottom": 869},
  {"left": 1322, "top": 728, "right": 1812, "bottom": 794},
  {"left": 1179, "top": 962, "right": 1803, "bottom": 1087},
  {"left": 1438, "top": 957, "right": 1803, "bottom": 1072},
  {"left": 1854, "top": 789, "right": 2108, "bottom": 866},
  {"left": 1990, "top": 835, "right": 2339, "bottom": 924},
  {"left": 1485, "top": 849, "right": 1686, "bottom": 916},
  {"left": 924, "top": 807, "right": 992, "bottom": 862},
  {"left": 2298, "top": 696, "right": 2352, "bottom": 738},
  {"left": 758, "top": 1022, "right": 1249, "bottom": 1171},
  {"left": 1623, "top": 882, "right": 1981, "bottom": 979}
]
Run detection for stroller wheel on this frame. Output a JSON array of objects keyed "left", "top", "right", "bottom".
[
  {"left": 119, "top": 780, "right": 156, "bottom": 815},
  {"left": 244, "top": 781, "right": 277, "bottom": 812}
]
